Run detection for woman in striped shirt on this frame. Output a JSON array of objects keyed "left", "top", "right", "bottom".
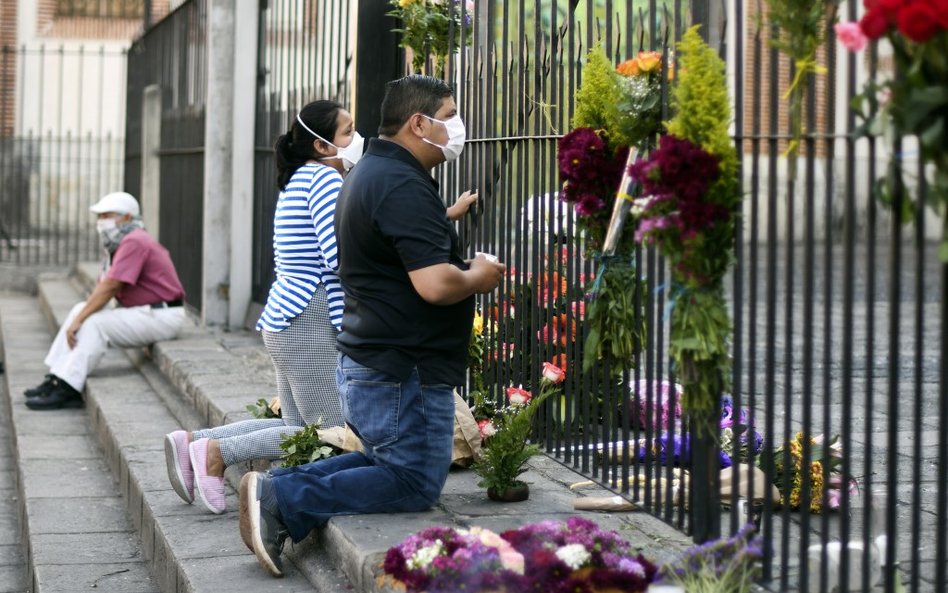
[{"left": 164, "top": 100, "right": 362, "bottom": 514}]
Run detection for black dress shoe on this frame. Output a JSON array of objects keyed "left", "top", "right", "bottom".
[
  {"left": 25, "top": 382, "right": 83, "bottom": 410},
  {"left": 24, "top": 374, "right": 57, "bottom": 398}
]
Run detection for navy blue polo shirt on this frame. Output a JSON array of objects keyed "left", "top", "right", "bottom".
[{"left": 334, "top": 138, "right": 474, "bottom": 386}]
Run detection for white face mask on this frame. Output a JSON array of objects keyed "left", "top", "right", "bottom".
[
  {"left": 96, "top": 217, "right": 124, "bottom": 249},
  {"left": 318, "top": 132, "right": 365, "bottom": 171},
  {"left": 423, "top": 114, "right": 466, "bottom": 162},
  {"left": 96, "top": 218, "right": 117, "bottom": 234},
  {"left": 296, "top": 113, "right": 364, "bottom": 171}
]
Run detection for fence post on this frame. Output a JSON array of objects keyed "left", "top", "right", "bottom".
[
  {"left": 354, "top": 0, "right": 403, "bottom": 138},
  {"left": 228, "top": 5, "right": 258, "bottom": 329},
  {"left": 688, "top": 0, "right": 725, "bottom": 547},
  {"left": 141, "top": 84, "right": 161, "bottom": 240},
  {"left": 202, "top": 0, "right": 236, "bottom": 327}
]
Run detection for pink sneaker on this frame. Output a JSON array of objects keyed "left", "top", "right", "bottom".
[
  {"left": 189, "top": 438, "right": 226, "bottom": 514},
  {"left": 164, "top": 431, "right": 193, "bottom": 503}
]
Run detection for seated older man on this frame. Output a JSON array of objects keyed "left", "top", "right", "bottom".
[{"left": 23, "top": 192, "right": 187, "bottom": 410}]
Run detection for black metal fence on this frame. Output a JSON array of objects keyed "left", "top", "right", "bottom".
[
  {"left": 423, "top": 1, "right": 945, "bottom": 592},
  {"left": 0, "top": 44, "right": 127, "bottom": 266},
  {"left": 122, "top": 0, "right": 946, "bottom": 591},
  {"left": 125, "top": 0, "right": 207, "bottom": 312},
  {"left": 251, "top": 0, "right": 355, "bottom": 305}
]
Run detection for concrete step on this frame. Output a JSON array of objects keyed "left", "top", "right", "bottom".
[
  {"left": 65, "top": 263, "right": 694, "bottom": 592},
  {"left": 0, "top": 295, "right": 159, "bottom": 592},
  {"left": 24, "top": 278, "right": 337, "bottom": 592}
]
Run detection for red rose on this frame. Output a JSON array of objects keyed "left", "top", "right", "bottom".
[
  {"left": 878, "top": 0, "right": 907, "bottom": 20},
  {"left": 860, "top": 9, "right": 890, "bottom": 40},
  {"left": 897, "top": 3, "right": 940, "bottom": 42},
  {"left": 933, "top": 0, "right": 948, "bottom": 28}
]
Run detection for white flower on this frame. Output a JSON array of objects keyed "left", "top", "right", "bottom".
[
  {"left": 408, "top": 541, "right": 443, "bottom": 569},
  {"left": 555, "top": 543, "right": 591, "bottom": 570}
]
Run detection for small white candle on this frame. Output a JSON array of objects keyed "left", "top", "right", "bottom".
[{"left": 646, "top": 585, "right": 685, "bottom": 593}]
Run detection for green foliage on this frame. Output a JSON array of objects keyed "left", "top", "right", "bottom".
[
  {"left": 667, "top": 27, "right": 733, "bottom": 170},
  {"left": 472, "top": 384, "right": 556, "bottom": 493},
  {"left": 853, "top": 32, "right": 948, "bottom": 260},
  {"left": 583, "top": 260, "right": 646, "bottom": 373},
  {"left": 388, "top": 0, "right": 473, "bottom": 76},
  {"left": 573, "top": 45, "right": 621, "bottom": 133},
  {"left": 765, "top": 0, "right": 837, "bottom": 175},
  {"left": 246, "top": 398, "right": 280, "bottom": 420},
  {"left": 280, "top": 422, "right": 338, "bottom": 468}
]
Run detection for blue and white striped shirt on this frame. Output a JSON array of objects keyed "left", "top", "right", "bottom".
[{"left": 257, "top": 163, "right": 344, "bottom": 332}]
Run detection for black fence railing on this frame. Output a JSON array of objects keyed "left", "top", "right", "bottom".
[
  {"left": 121, "top": 1, "right": 946, "bottom": 591},
  {"left": 126, "top": 0, "right": 207, "bottom": 312},
  {"left": 251, "top": 0, "right": 354, "bottom": 305},
  {"left": 0, "top": 45, "right": 127, "bottom": 267},
  {"left": 414, "top": 1, "right": 945, "bottom": 592}
]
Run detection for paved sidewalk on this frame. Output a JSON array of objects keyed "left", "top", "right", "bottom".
[{"left": 0, "top": 361, "right": 27, "bottom": 593}]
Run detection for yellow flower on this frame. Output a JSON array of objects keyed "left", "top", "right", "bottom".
[
  {"left": 635, "top": 51, "right": 662, "bottom": 73},
  {"left": 398, "top": 0, "right": 416, "bottom": 7},
  {"left": 472, "top": 312, "right": 484, "bottom": 336}
]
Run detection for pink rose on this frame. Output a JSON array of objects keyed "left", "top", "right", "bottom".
[
  {"left": 506, "top": 386, "right": 532, "bottom": 406},
  {"left": 835, "top": 22, "right": 867, "bottom": 52},
  {"left": 477, "top": 419, "right": 497, "bottom": 439},
  {"left": 541, "top": 361, "right": 567, "bottom": 384}
]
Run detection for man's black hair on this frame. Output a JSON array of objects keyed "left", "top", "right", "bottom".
[{"left": 378, "top": 75, "right": 454, "bottom": 136}]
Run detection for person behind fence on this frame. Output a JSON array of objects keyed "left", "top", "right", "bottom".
[
  {"left": 23, "top": 192, "right": 186, "bottom": 411},
  {"left": 238, "top": 74, "right": 506, "bottom": 577},
  {"left": 163, "top": 100, "right": 362, "bottom": 515}
]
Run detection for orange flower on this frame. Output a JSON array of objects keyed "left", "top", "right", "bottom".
[
  {"left": 616, "top": 51, "right": 662, "bottom": 77},
  {"left": 552, "top": 352, "right": 569, "bottom": 373},
  {"left": 616, "top": 58, "right": 640, "bottom": 76},
  {"left": 635, "top": 51, "right": 662, "bottom": 73}
]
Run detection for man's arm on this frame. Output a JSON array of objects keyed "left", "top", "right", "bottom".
[
  {"left": 407, "top": 255, "right": 505, "bottom": 305},
  {"left": 65, "top": 277, "right": 124, "bottom": 348}
]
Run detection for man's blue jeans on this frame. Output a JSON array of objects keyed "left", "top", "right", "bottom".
[{"left": 268, "top": 353, "right": 456, "bottom": 542}]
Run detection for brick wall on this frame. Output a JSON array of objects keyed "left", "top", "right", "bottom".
[
  {"left": 36, "top": 0, "right": 171, "bottom": 40},
  {"left": 1, "top": 0, "right": 17, "bottom": 136}
]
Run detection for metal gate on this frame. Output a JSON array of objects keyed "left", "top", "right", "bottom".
[
  {"left": 0, "top": 44, "right": 127, "bottom": 266},
  {"left": 251, "top": 0, "right": 355, "bottom": 305}
]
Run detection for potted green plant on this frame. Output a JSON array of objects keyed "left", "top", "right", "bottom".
[{"left": 472, "top": 361, "right": 566, "bottom": 502}]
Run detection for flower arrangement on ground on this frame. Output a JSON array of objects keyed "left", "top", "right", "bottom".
[
  {"left": 382, "top": 517, "right": 659, "bottom": 593},
  {"left": 472, "top": 362, "right": 566, "bottom": 500},
  {"left": 388, "top": 0, "right": 474, "bottom": 77},
  {"left": 381, "top": 525, "right": 525, "bottom": 593},
  {"left": 631, "top": 389, "right": 764, "bottom": 468},
  {"left": 840, "top": 1, "right": 948, "bottom": 260},
  {"left": 626, "top": 26, "right": 741, "bottom": 430},
  {"left": 758, "top": 431, "right": 858, "bottom": 513},
  {"left": 657, "top": 522, "right": 762, "bottom": 593}
]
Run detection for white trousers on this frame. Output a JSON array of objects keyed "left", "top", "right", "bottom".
[{"left": 44, "top": 301, "right": 186, "bottom": 392}]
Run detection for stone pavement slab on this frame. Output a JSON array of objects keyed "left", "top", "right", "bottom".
[{"left": 0, "top": 294, "right": 159, "bottom": 593}]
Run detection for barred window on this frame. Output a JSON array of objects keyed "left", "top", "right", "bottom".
[{"left": 58, "top": 0, "right": 144, "bottom": 19}]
